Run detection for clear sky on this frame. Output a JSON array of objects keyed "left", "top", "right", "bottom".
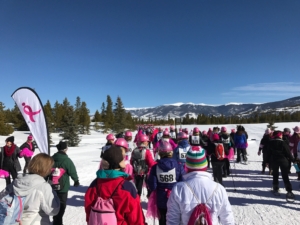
[{"left": 0, "top": 0, "right": 299, "bottom": 113}]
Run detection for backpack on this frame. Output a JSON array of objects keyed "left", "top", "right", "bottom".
[
  {"left": 88, "top": 181, "right": 124, "bottom": 225},
  {"left": 185, "top": 182, "right": 218, "bottom": 225},
  {"left": 49, "top": 168, "right": 66, "bottom": 191},
  {"left": 131, "top": 148, "right": 148, "bottom": 175},
  {"left": 215, "top": 143, "right": 225, "bottom": 160},
  {"left": 0, "top": 191, "right": 26, "bottom": 225}
]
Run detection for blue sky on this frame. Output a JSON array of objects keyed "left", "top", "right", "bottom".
[{"left": 0, "top": 0, "right": 299, "bottom": 113}]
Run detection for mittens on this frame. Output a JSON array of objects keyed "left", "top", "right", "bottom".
[{"left": 74, "top": 180, "right": 80, "bottom": 187}]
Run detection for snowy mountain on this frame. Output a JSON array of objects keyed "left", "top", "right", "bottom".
[{"left": 126, "top": 96, "right": 300, "bottom": 119}]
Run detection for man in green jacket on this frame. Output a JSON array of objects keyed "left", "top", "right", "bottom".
[{"left": 52, "top": 141, "right": 79, "bottom": 225}]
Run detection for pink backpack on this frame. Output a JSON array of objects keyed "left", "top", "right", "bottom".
[
  {"left": 185, "top": 182, "right": 218, "bottom": 225},
  {"left": 88, "top": 181, "right": 124, "bottom": 225}
]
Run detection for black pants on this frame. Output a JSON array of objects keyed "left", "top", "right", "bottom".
[
  {"left": 53, "top": 192, "right": 68, "bottom": 225},
  {"left": 23, "top": 157, "right": 31, "bottom": 173},
  {"left": 158, "top": 208, "right": 167, "bottom": 225},
  {"left": 223, "top": 158, "right": 230, "bottom": 175},
  {"left": 206, "top": 155, "right": 210, "bottom": 168},
  {"left": 236, "top": 148, "right": 247, "bottom": 162},
  {"left": 135, "top": 175, "right": 145, "bottom": 196},
  {"left": 4, "top": 167, "right": 18, "bottom": 187},
  {"left": 272, "top": 160, "right": 292, "bottom": 192},
  {"left": 212, "top": 161, "right": 225, "bottom": 186}
]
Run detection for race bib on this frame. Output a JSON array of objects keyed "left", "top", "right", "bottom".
[
  {"left": 178, "top": 147, "right": 188, "bottom": 159},
  {"left": 191, "top": 136, "right": 200, "bottom": 144},
  {"left": 157, "top": 133, "right": 163, "bottom": 141},
  {"left": 170, "top": 131, "right": 176, "bottom": 139},
  {"left": 222, "top": 138, "right": 230, "bottom": 144},
  {"left": 156, "top": 167, "right": 176, "bottom": 183}
]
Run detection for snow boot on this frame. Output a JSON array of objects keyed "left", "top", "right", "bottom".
[
  {"left": 297, "top": 173, "right": 300, "bottom": 180},
  {"left": 286, "top": 191, "right": 295, "bottom": 202},
  {"left": 262, "top": 166, "right": 265, "bottom": 174}
]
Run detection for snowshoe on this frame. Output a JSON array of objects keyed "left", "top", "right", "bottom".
[
  {"left": 272, "top": 189, "right": 280, "bottom": 196},
  {"left": 286, "top": 192, "right": 295, "bottom": 203}
]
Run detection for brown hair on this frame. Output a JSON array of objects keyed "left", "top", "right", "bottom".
[{"left": 28, "top": 153, "right": 54, "bottom": 177}]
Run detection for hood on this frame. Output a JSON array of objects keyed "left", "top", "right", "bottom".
[
  {"left": 178, "top": 139, "right": 190, "bottom": 148},
  {"left": 12, "top": 174, "right": 46, "bottom": 197},
  {"left": 96, "top": 169, "right": 129, "bottom": 179},
  {"left": 157, "top": 158, "right": 178, "bottom": 171},
  {"left": 183, "top": 171, "right": 212, "bottom": 181}
]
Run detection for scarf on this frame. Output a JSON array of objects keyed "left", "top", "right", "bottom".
[{"left": 4, "top": 144, "right": 16, "bottom": 157}]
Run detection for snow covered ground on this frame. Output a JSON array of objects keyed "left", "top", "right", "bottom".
[{"left": 1, "top": 122, "right": 300, "bottom": 225}]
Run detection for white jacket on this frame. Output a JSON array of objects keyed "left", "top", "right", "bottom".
[
  {"left": 166, "top": 171, "right": 235, "bottom": 225},
  {"left": 6, "top": 174, "right": 60, "bottom": 225}
]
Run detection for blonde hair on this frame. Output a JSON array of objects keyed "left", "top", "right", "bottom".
[
  {"left": 28, "top": 153, "right": 54, "bottom": 177},
  {"left": 159, "top": 151, "right": 173, "bottom": 158}
]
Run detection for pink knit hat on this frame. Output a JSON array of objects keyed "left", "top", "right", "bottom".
[{"left": 293, "top": 126, "right": 300, "bottom": 133}]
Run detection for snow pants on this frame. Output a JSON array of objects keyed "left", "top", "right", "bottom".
[
  {"left": 272, "top": 159, "right": 292, "bottom": 192},
  {"left": 53, "top": 192, "right": 68, "bottom": 225},
  {"left": 212, "top": 161, "right": 225, "bottom": 186},
  {"left": 236, "top": 148, "right": 247, "bottom": 162},
  {"left": 158, "top": 208, "right": 167, "bottom": 225}
]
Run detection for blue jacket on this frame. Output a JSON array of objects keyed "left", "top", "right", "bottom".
[
  {"left": 148, "top": 157, "right": 185, "bottom": 209},
  {"left": 173, "top": 139, "right": 191, "bottom": 164},
  {"left": 234, "top": 133, "right": 247, "bottom": 149}
]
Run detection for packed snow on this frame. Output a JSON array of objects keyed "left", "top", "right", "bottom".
[{"left": 1, "top": 122, "right": 300, "bottom": 225}]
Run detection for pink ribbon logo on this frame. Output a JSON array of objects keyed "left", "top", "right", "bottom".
[{"left": 22, "top": 102, "right": 41, "bottom": 122}]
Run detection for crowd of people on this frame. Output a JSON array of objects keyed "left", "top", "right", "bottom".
[
  {"left": 0, "top": 135, "right": 79, "bottom": 225},
  {"left": 0, "top": 124, "right": 299, "bottom": 225}
]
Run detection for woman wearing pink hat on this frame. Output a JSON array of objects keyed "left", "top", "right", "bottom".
[
  {"left": 289, "top": 126, "right": 300, "bottom": 179},
  {"left": 20, "top": 135, "right": 35, "bottom": 174}
]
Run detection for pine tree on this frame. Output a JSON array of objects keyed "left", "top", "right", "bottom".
[
  {"left": 113, "top": 96, "right": 127, "bottom": 133},
  {"left": 77, "top": 101, "right": 91, "bottom": 134},
  {"left": 44, "top": 100, "right": 54, "bottom": 143},
  {"left": 9, "top": 104, "right": 28, "bottom": 131},
  {"left": 53, "top": 101, "right": 64, "bottom": 131},
  {"left": 0, "top": 102, "right": 14, "bottom": 135},
  {"left": 59, "top": 98, "right": 81, "bottom": 146},
  {"left": 267, "top": 121, "right": 277, "bottom": 131},
  {"left": 104, "top": 95, "right": 114, "bottom": 131},
  {"left": 94, "top": 110, "right": 101, "bottom": 122}
]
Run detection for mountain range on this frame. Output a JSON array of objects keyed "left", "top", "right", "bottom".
[{"left": 126, "top": 96, "right": 300, "bottom": 119}]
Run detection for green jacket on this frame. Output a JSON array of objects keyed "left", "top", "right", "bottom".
[{"left": 52, "top": 151, "right": 79, "bottom": 193}]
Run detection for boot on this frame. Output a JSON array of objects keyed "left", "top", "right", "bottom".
[
  {"left": 262, "top": 166, "right": 265, "bottom": 174},
  {"left": 297, "top": 173, "right": 300, "bottom": 180}
]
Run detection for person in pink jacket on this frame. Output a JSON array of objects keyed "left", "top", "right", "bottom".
[{"left": 153, "top": 130, "right": 177, "bottom": 159}]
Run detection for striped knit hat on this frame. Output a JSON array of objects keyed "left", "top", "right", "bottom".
[{"left": 186, "top": 146, "right": 208, "bottom": 172}]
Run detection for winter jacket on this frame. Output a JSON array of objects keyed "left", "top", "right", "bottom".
[
  {"left": 207, "top": 140, "right": 226, "bottom": 163},
  {"left": 100, "top": 142, "right": 113, "bottom": 158},
  {"left": 166, "top": 171, "right": 235, "bottom": 225},
  {"left": 4, "top": 174, "right": 60, "bottom": 225},
  {"left": 200, "top": 135, "right": 210, "bottom": 150},
  {"left": 219, "top": 133, "right": 234, "bottom": 154},
  {"left": 130, "top": 147, "right": 156, "bottom": 175},
  {"left": 154, "top": 132, "right": 163, "bottom": 143},
  {"left": 0, "top": 145, "right": 22, "bottom": 172},
  {"left": 229, "top": 132, "right": 235, "bottom": 147},
  {"left": 282, "top": 134, "right": 290, "bottom": 147},
  {"left": 173, "top": 139, "right": 191, "bottom": 164},
  {"left": 234, "top": 133, "right": 247, "bottom": 149},
  {"left": 264, "top": 138, "right": 294, "bottom": 164},
  {"left": 289, "top": 133, "right": 300, "bottom": 154},
  {"left": 20, "top": 141, "right": 35, "bottom": 153},
  {"left": 259, "top": 134, "right": 271, "bottom": 154},
  {"left": 51, "top": 151, "right": 79, "bottom": 193},
  {"left": 84, "top": 170, "right": 146, "bottom": 225},
  {"left": 148, "top": 157, "right": 185, "bottom": 209}
]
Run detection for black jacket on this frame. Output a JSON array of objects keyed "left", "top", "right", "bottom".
[
  {"left": 259, "top": 134, "right": 271, "bottom": 153},
  {"left": 264, "top": 138, "right": 294, "bottom": 164}
]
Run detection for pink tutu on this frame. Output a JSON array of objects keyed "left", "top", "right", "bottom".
[
  {"left": 0, "top": 169, "right": 9, "bottom": 178},
  {"left": 146, "top": 190, "right": 160, "bottom": 219},
  {"left": 227, "top": 147, "right": 235, "bottom": 160},
  {"left": 19, "top": 148, "right": 34, "bottom": 158}
]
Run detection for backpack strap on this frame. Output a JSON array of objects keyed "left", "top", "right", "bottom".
[{"left": 184, "top": 182, "right": 218, "bottom": 205}]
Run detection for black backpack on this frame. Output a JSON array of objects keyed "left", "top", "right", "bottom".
[{"left": 131, "top": 148, "right": 148, "bottom": 175}]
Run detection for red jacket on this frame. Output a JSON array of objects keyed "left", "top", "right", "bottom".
[{"left": 85, "top": 176, "right": 146, "bottom": 225}]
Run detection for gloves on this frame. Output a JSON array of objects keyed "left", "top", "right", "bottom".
[
  {"left": 258, "top": 151, "right": 261, "bottom": 156},
  {"left": 74, "top": 180, "right": 80, "bottom": 187}
]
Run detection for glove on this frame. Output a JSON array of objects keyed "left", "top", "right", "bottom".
[
  {"left": 258, "top": 151, "right": 261, "bottom": 156},
  {"left": 74, "top": 180, "right": 80, "bottom": 187}
]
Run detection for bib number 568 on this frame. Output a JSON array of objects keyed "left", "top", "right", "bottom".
[{"left": 159, "top": 174, "right": 174, "bottom": 182}]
